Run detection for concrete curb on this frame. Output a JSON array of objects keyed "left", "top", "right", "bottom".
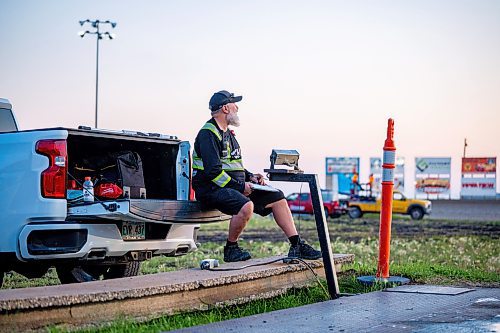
[{"left": 0, "top": 254, "right": 354, "bottom": 332}]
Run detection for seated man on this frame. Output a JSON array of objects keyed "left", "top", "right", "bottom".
[{"left": 192, "top": 90, "right": 322, "bottom": 262}]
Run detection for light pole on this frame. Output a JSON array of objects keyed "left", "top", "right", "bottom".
[{"left": 78, "top": 19, "right": 117, "bottom": 128}]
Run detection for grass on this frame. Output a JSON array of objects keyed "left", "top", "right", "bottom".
[
  {"left": 7, "top": 235, "right": 497, "bottom": 289},
  {"left": 3, "top": 217, "right": 499, "bottom": 290},
  {"left": 3, "top": 215, "right": 499, "bottom": 332}
]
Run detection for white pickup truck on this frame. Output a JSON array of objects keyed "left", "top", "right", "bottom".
[{"left": 0, "top": 98, "right": 228, "bottom": 287}]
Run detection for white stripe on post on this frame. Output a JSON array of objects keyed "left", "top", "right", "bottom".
[
  {"left": 382, "top": 168, "right": 394, "bottom": 182},
  {"left": 383, "top": 150, "right": 396, "bottom": 165}
]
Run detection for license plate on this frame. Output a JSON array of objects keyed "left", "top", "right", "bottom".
[{"left": 121, "top": 221, "right": 145, "bottom": 240}]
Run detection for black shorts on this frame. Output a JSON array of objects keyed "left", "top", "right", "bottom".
[{"left": 195, "top": 187, "right": 285, "bottom": 216}]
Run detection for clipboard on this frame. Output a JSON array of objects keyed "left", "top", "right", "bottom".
[{"left": 250, "top": 183, "right": 280, "bottom": 192}]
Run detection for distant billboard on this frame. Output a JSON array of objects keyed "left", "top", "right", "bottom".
[
  {"left": 325, "top": 157, "right": 359, "bottom": 194},
  {"left": 415, "top": 157, "right": 451, "bottom": 175},
  {"left": 461, "top": 157, "right": 496, "bottom": 198},
  {"left": 461, "top": 157, "right": 496, "bottom": 173},
  {"left": 326, "top": 157, "right": 359, "bottom": 174},
  {"left": 370, "top": 157, "right": 405, "bottom": 193},
  {"left": 415, "top": 157, "right": 451, "bottom": 198}
]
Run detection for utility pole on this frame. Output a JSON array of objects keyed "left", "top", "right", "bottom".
[
  {"left": 463, "top": 138, "right": 468, "bottom": 158},
  {"left": 78, "top": 19, "right": 117, "bottom": 128}
]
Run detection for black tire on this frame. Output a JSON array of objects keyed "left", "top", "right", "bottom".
[
  {"left": 323, "top": 207, "right": 330, "bottom": 219},
  {"left": 331, "top": 212, "right": 342, "bottom": 219},
  {"left": 348, "top": 206, "right": 363, "bottom": 219},
  {"left": 409, "top": 206, "right": 424, "bottom": 220},
  {"left": 56, "top": 262, "right": 141, "bottom": 284},
  {"left": 56, "top": 264, "right": 108, "bottom": 284},
  {"left": 104, "top": 261, "right": 141, "bottom": 279},
  {"left": 0, "top": 271, "right": 4, "bottom": 288}
]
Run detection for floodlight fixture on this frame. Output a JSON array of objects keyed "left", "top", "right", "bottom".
[
  {"left": 97, "top": 32, "right": 116, "bottom": 40},
  {"left": 270, "top": 149, "right": 301, "bottom": 170},
  {"left": 103, "top": 20, "right": 117, "bottom": 28}
]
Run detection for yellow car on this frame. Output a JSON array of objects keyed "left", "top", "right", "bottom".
[{"left": 347, "top": 191, "right": 431, "bottom": 220}]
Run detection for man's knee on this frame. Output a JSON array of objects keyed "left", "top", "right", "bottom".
[
  {"left": 266, "top": 198, "right": 287, "bottom": 209},
  {"left": 238, "top": 201, "right": 254, "bottom": 219}
]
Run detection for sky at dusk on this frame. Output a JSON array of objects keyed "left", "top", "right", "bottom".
[{"left": 1, "top": 0, "right": 499, "bottom": 198}]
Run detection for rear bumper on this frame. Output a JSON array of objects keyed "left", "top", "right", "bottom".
[
  {"left": 424, "top": 203, "right": 432, "bottom": 215},
  {"left": 17, "top": 222, "right": 198, "bottom": 261}
]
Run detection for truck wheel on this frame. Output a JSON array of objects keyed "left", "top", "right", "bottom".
[
  {"left": 409, "top": 207, "right": 424, "bottom": 220},
  {"left": 348, "top": 207, "right": 363, "bottom": 219},
  {"left": 56, "top": 265, "right": 108, "bottom": 284},
  {"left": 56, "top": 262, "right": 141, "bottom": 284},
  {"left": 104, "top": 261, "right": 141, "bottom": 279},
  {"left": 323, "top": 207, "right": 330, "bottom": 219}
]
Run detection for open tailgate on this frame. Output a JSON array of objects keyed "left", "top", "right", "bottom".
[{"left": 67, "top": 199, "right": 230, "bottom": 224}]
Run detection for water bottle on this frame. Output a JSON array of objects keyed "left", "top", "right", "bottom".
[{"left": 83, "top": 177, "right": 94, "bottom": 202}]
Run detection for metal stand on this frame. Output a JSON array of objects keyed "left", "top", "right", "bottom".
[{"left": 265, "top": 170, "right": 340, "bottom": 299}]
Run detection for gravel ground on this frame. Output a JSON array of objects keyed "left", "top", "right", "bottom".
[{"left": 198, "top": 200, "right": 500, "bottom": 243}]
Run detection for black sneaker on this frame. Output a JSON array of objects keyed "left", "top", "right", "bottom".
[
  {"left": 287, "top": 240, "right": 322, "bottom": 261},
  {"left": 224, "top": 244, "right": 252, "bottom": 262}
]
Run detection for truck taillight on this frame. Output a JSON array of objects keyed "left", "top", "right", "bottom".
[
  {"left": 36, "top": 139, "right": 67, "bottom": 199},
  {"left": 188, "top": 153, "right": 195, "bottom": 201}
]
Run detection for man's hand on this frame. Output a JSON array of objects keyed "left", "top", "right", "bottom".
[
  {"left": 243, "top": 182, "right": 253, "bottom": 196},
  {"left": 250, "top": 173, "right": 267, "bottom": 185}
]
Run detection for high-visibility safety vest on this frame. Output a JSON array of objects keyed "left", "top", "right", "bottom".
[{"left": 192, "top": 122, "right": 245, "bottom": 188}]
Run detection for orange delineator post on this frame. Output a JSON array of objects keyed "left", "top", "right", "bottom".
[{"left": 376, "top": 119, "right": 396, "bottom": 279}]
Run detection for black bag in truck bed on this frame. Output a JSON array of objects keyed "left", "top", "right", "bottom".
[
  {"left": 74, "top": 151, "right": 146, "bottom": 199},
  {"left": 106, "top": 151, "right": 146, "bottom": 199}
]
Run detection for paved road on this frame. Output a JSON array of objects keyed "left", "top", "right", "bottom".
[{"left": 430, "top": 200, "right": 500, "bottom": 221}]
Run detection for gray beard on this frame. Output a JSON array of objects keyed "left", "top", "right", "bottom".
[{"left": 227, "top": 113, "right": 240, "bottom": 127}]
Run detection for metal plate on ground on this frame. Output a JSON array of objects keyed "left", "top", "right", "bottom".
[{"left": 385, "top": 285, "right": 475, "bottom": 295}]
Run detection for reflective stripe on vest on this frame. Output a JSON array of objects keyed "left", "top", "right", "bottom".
[
  {"left": 201, "top": 122, "right": 222, "bottom": 141},
  {"left": 212, "top": 171, "right": 232, "bottom": 187},
  {"left": 192, "top": 155, "right": 204, "bottom": 170},
  {"left": 222, "top": 158, "right": 244, "bottom": 171},
  {"left": 192, "top": 156, "right": 244, "bottom": 171},
  {"left": 193, "top": 122, "right": 245, "bottom": 172}
]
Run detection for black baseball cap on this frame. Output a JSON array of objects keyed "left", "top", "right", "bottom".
[{"left": 209, "top": 90, "right": 242, "bottom": 111}]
